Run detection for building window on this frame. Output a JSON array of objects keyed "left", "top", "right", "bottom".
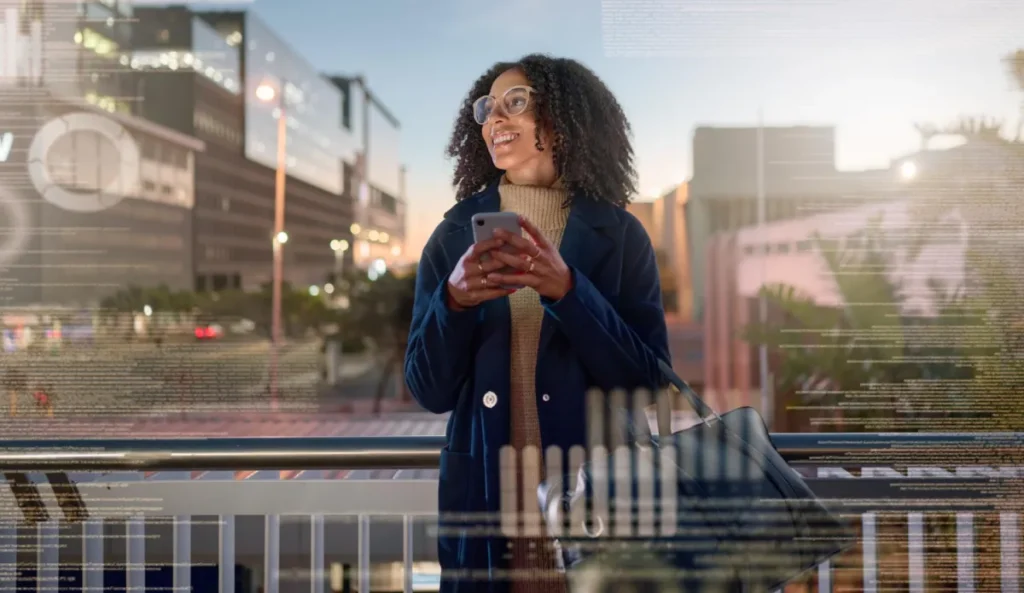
[
  {"left": 77, "top": 27, "right": 119, "bottom": 58},
  {"left": 165, "top": 147, "right": 186, "bottom": 168},
  {"left": 45, "top": 129, "right": 119, "bottom": 193},
  {"left": 141, "top": 138, "right": 158, "bottom": 160}
]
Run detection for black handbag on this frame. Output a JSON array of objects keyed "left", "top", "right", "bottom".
[{"left": 538, "top": 360, "right": 857, "bottom": 592}]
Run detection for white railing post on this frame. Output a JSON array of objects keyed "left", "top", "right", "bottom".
[
  {"left": 82, "top": 518, "right": 105, "bottom": 592},
  {"left": 402, "top": 515, "right": 414, "bottom": 593},
  {"left": 907, "top": 512, "right": 925, "bottom": 593},
  {"left": 358, "top": 514, "right": 371, "bottom": 593},
  {"left": 220, "top": 515, "right": 236, "bottom": 593},
  {"left": 265, "top": 514, "right": 281, "bottom": 593},
  {"left": 861, "top": 512, "right": 877, "bottom": 593},
  {"left": 173, "top": 515, "right": 192, "bottom": 590},
  {"left": 311, "top": 514, "right": 325, "bottom": 593},
  {"left": 126, "top": 517, "right": 146, "bottom": 593},
  {"left": 0, "top": 523, "right": 16, "bottom": 593},
  {"left": 36, "top": 520, "right": 58, "bottom": 593},
  {"left": 956, "top": 512, "right": 975, "bottom": 593},
  {"left": 1000, "top": 512, "right": 1019, "bottom": 593}
]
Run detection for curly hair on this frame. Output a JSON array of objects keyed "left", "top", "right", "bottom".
[{"left": 445, "top": 54, "right": 637, "bottom": 207}]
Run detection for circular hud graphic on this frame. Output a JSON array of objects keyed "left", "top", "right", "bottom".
[{"left": 27, "top": 112, "right": 140, "bottom": 213}]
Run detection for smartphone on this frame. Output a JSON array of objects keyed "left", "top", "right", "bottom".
[{"left": 471, "top": 211, "right": 524, "bottom": 289}]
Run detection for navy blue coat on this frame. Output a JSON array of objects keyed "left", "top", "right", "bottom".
[{"left": 404, "top": 181, "right": 671, "bottom": 592}]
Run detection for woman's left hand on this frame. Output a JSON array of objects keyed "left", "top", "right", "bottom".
[{"left": 489, "top": 216, "right": 573, "bottom": 301}]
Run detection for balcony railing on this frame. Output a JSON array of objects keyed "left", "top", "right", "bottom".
[{"left": 0, "top": 432, "right": 1021, "bottom": 593}]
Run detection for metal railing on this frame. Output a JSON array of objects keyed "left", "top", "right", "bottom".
[{"left": 0, "top": 432, "right": 1021, "bottom": 593}]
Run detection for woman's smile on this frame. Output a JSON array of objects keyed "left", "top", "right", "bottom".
[{"left": 491, "top": 131, "right": 520, "bottom": 153}]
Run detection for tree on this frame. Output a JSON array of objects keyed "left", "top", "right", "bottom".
[
  {"left": 100, "top": 283, "right": 338, "bottom": 340},
  {"left": 99, "top": 284, "right": 198, "bottom": 338},
  {"left": 741, "top": 217, "right": 975, "bottom": 432},
  {"left": 334, "top": 268, "right": 416, "bottom": 414},
  {"left": 192, "top": 283, "right": 338, "bottom": 338}
]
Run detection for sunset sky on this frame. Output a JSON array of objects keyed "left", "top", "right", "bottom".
[{"left": 239, "top": 0, "right": 1023, "bottom": 256}]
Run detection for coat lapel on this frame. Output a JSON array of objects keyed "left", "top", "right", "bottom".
[
  {"left": 441, "top": 181, "right": 511, "bottom": 368},
  {"left": 538, "top": 193, "right": 618, "bottom": 354}
]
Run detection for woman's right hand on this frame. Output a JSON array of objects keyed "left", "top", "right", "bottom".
[{"left": 446, "top": 238, "right": 516, "bottom": 310}]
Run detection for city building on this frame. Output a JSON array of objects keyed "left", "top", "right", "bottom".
[
  {"left": 700, "top": 135, "right": 1022, "bottom": 425},
  {"left": 131, "top": 7, "right": 361, "bottom": 291},
  {"left": 685, "top": 125, "right": 897, "bottom": 321},
  {"left": 0, "top": 88, "right": 201, "bottom": 307},
  {"left": 626, "top": 185, "right": 703, "bottom": 390},
  {"left": 627, "top": 184, "right": 693, "bottom": 320},
  {"left": 2, "top": 0, "right": 136, "bottom": 113},
  {"left": 0, "top": 1, "right": 202, "bottom": 308},
  {"left": 326, "top": 75, "right": 408, "bottom": 274}
]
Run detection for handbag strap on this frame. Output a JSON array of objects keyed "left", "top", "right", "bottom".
[
  {"left": 655, "top": 359, "right": 722, "bottom": 438},
  {"left": 620, "top": 360, "right": 723, "bottom": 443}
]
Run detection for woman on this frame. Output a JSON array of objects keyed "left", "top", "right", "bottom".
[{"left": 405, "top": 54, "right": 671, "bottom": 593}]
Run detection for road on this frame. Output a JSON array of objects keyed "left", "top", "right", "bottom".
[{"left": 0, "top": 338, "right": 431, "bottom": 436}]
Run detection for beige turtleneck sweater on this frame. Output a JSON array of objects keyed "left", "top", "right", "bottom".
[{"left": 498, "top": 176, "right": 570, "bottom": 592}]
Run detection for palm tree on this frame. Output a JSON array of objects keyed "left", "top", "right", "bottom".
[{"left": 741, "top": 217, "right": 973, "bottom": 431}]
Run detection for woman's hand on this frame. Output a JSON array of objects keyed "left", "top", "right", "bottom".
[
  {"left": 446, "top": 237, "right": 517, "bottom": 310},
  {"left": 489, "top": 216, "right": 573, "bottom": 301}
]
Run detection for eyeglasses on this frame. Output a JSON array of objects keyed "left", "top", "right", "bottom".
[{"left": 472, "top": 85, "right": 536, "bottom": 125}]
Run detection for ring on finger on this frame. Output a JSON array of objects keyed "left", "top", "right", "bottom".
[
  {"left": 529, "top": 261, "right": 535, "bottom": 273},
  {"left": 480, "top": 277, "right": 487, "bottom": 288},
  {"left": 477, "top": 262, "right": 483, "bottom": 273}
]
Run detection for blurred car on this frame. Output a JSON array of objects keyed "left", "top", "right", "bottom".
[
  {"left": 228, "top": 318, "right": 256, "bottom": 335},
  {"left": 194, "top": 323, "right": 224, "bottom": 340}
]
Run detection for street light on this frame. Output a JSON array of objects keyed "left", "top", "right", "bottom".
[
  {"left": 331, "top": 238, "right": 349, "bottom": 281},
  {"left": 900, "top": 161, "right": 917, "bottom": 181},
  {"left": 257, "top": 77, "right": 288, "bottom": 410},
  {"left": 255, "top": 83, "right": 276, "bottom": 103}
]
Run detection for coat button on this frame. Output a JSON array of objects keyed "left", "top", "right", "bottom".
[
  {"left": 483, "top": 391, "right": 498, "bottom": 408},
  {"left": 541, "top": 394, "right": 550, "bottom": 402}
]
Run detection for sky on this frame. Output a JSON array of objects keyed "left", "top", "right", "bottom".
[{"left": 218, "top": 0, "right": 1022, "bottom": 256}]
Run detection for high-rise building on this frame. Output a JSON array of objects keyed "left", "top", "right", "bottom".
[
  {"left": 685, "top": 125, "right": 895, "bottom": 321},
  {"left": 130, "top": 7, "right": 360, "bottom": 291},
  {"left": 3, "top": 0, "right": 137, "bottom": 112},
  {"left": 0, "top": 1, "right": 202, "bottom": 307},
  {"left": 327, "top": 75, "right": 407, "bottom": 274}
]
